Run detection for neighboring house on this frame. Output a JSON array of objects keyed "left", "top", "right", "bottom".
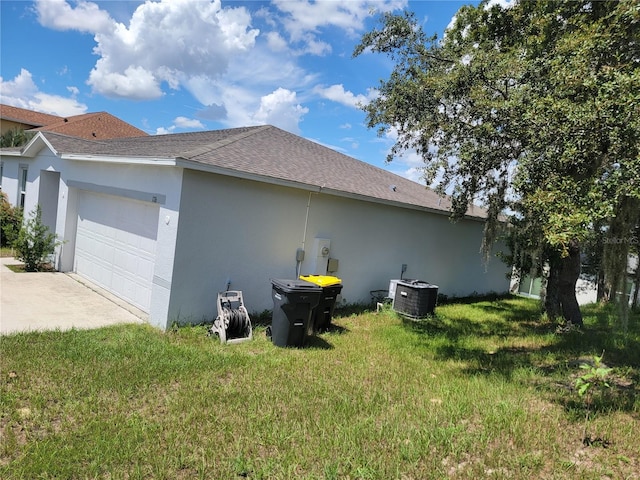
[
  {"left": 512, "top": 254, "right": 639, "bottom": 307},
  {"left": 514, "top": 272, "right": 599, "bottom": 305},
  {"left": 0, "top": 125, "right": 510, "bottom": 329},
  {"left": 0, "top": 105, "right": 61, "bottom": 135},
  {"left": 0, "top": 104, "right": 147, "bottom": 140}
]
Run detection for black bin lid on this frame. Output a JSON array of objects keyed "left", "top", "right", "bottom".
[{"left": 271, "top": 278, "right": 322, "bottom": 294}]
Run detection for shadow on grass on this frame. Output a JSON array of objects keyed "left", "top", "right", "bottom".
[
  {"left": 304, "top": 335, "right": 334, "bottom": 350},
  {"left": 250, "top": 303, "right": 375, "bottom": 328},
  {"left": 400, "top": 298, "right": 640, "bottom": 413}
]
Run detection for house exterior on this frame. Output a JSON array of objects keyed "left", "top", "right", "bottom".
[
  {"left": 513, "top": 254, "right": 639, "bottom": 307},
  {"left": 0, "top": 104, "right": 147, "bottom": 140},
  {"left": 1, "top": 105, "right": 62, "bottom": 135},
  {"left": 0, "top": 125, "right": 510, "bottom": 329},
  {"left": 514, "top": 272, "right": 600, "bottom": 305}
]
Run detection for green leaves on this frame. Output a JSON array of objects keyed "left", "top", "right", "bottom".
[
  {"left": 355, "top": 0, "right": 639, "bottom": 309},
  {"left": 575, "top": 352, "right": 613, "bottom": 399},
  {"left": 0, "top": 128, "right": 33, "bottom": 148},
  {"left": 14, "top": 205, "right": 61, "bottom": 272}
]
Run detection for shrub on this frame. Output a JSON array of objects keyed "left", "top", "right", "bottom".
[
  {"left": 0, "top": 192, "right": 22, "bottom": 247},
  {"left": 13, "top": 205, "right": 61, "bottom": 271}
]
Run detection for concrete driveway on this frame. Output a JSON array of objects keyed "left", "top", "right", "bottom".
[{"left": 1, "top": 257, "right": 145, "bottom": 335}]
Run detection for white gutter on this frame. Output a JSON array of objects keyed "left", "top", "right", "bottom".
[
  {"left": 61, "top": 154, "right": 177, "bottom": 166},
  {"left": 0, "top": 150, "right": 22, "bottom": 157}
]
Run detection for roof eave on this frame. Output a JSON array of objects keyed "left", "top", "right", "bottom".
[
  {"left": 0, "top": 149, "right": 22, "bottom": 157},
  {"left": 176, "top": 157, "right": 485, "bottom": 221},
  {"left": 20, "top": 132, "right": 58, "bottom": 157},
  {"left": 61, "top": 153, "right": 177, "bottom": 166}
]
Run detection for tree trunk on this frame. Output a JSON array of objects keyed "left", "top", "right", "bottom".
[
  {"left": 545, "top": 243, "right": 584, "bottom": 326},
  {"left": 632, "top": 261, "right": 640, "bottom": 311},
  {"left": 544, "top": 263, "right": 561, "bottom": 321},
  {"left": 558, "top": 242, "right": 584, "bottom": 326},
  {"left": 596, "top": 269, "right": 607, "bottom": 303}
]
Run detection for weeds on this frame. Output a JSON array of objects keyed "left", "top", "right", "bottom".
[
  {"left": 1, "top": 296, "right": 638, "bottom": 479},
  {"left": 575, "top": 352, "right": 613, "bottom": 446}
]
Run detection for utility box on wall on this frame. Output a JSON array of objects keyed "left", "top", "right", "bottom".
[
  {"left": 307, "top": 237, "right": 331, "bottom": 275},
  {"left": 327, "top": 257, "right": 339, "bottom": 273}
]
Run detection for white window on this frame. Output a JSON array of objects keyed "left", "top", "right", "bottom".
[{"left": 18, "top": 165, "right": 28, "bottom": 209}]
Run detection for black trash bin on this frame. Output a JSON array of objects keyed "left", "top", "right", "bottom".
[
  {"left": 270, "top": 278, "right": 322, "bottom": 347},
  {"left": 393, "top": 280, "right": 438, "bottom": 318},
  {"left": 299, "top": 275, "right": 343, "bottom": 332}
]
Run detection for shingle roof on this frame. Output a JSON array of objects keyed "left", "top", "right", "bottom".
[
  {"left": 18, "top": 126, "right": 486, "bottom": 219},
  {"left": 0, "top": 104, "right": 148, "bottom": 140},
  {"left": 1, "top": 104, "right": 63, "bottom": 128},
  {"left": 30, "top": 112, "right": 148, "bottom": 139}
]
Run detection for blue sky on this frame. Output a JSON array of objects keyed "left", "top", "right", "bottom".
[{"left": 1, "top": 0, "right": 474, "bottom": 182}]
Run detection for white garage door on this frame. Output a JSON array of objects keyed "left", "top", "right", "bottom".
[{"left": 75, "top": 191, "right": 159, "bottom": 312}]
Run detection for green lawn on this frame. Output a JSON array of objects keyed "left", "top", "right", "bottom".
[{"left": 1, "top": 296, "right": 639, "bottom": 479}]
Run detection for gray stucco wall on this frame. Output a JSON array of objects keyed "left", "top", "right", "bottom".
[{"left": 168, "top": 169, "right": 510, "bottom": 323}]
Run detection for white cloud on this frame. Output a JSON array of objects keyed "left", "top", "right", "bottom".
[
  {"left": 295, "top": 34, "right": 332, "bottom": 56},
  {"left": 251, "top": 88, "right": 309, "bottom": 133},
  {"left": 342, "top": 137, "right": 359, "bottom": 150},
  {"left": 1, "top": 69, "right": 38, "bottom": 98},
  {"left": 272, "top": 0, "right": 406, "bottom": 55},
  {"left": 88, "top": 64, "right": 163, "bottom": 100},
  {"left": 265, "top": 31, "right": 288, "bottom": 52},
  {"left": 174, "top": 116, "right": 204, "bottom": 129},
  {"left": 25, "top": 0, "right": 405, "bottom": 135},
  {"left": 274, "top": 0, "right": 406, "bottom": 41},
  {"left": 184, "top": 43, "right": 316, "bottom": 127},
  {"left": 155, "top": 126, "right": 172, "bottom": 135},
  {"left": 156, "top": 115, "right": 205, "bottom": 134},
  {"left": 35, "top": 0, "right": 113, "bottom": 34},
  {"left": 484, "top": 0, "right": 516, "bottom": 9},
  {"left": 34, "top": 0, "right": 260, "bottom": 100},
  {"left": 314, "top": 84, "right": 375, "bottom": 108},
  {"left": 397, "top": 167, "right": 425, "bottom": 184},
  {"left": 0, "top": 69, "right": 87, "bottom": 117}
]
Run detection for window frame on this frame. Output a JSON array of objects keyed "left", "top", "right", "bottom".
[{"left": 18, "top": 164, "right": 28, "bottom": 209}]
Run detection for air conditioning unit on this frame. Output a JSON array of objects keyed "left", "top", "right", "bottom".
[{"left": 393, "top": 280, "right": 438, "bottom": 318}]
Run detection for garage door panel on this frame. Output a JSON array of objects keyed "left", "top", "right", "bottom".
[{"left": 75, "top": 191, "right": 159, "bottom": 312}]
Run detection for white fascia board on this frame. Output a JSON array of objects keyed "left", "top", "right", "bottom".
[
  {"left": 61, "top": 154, "right": 177, "bottom": 166},
  {"left": 0, "top": 150, "right": 22, "bottom": 157},
  {"left": 20, "top": 132, "right": 57, "bottom": 157}
]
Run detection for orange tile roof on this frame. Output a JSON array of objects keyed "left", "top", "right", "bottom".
[
  {"left": 1, "top": 103, "right": 63, "bottom": 127},
  {"left": 1, "top": 104, "right": 148, "bottom": 139}
]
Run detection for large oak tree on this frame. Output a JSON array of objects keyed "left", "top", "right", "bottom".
[{"left": 355, "top": 0, "right": 639, "bottom": 326}]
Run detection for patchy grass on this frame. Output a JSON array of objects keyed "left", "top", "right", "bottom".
[
  {"left": 1, "top": 296, "right": 638, "bottom": 479},
  {"left": 3, "top": 263, "right": 55, "bottom": 273}
]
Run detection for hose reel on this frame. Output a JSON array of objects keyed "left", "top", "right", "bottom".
[{"left": 209, "top": 290, "right": 253, "bottom": 344}]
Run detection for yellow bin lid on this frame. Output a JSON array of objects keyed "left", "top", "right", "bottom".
[{"left": 299, "top": 275, "right": 342, "bottom": 287}]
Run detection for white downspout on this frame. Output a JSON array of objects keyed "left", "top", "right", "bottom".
[{"left": 297, "top": 187, "right": 322, "bottom": 277}]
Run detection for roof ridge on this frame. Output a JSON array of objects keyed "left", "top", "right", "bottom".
[
  {"left": 179, "top": 125, "right": 272, "bottom": 160},
  {"left": 49, "top": 111, "right": 101, "bottom": 126}
]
